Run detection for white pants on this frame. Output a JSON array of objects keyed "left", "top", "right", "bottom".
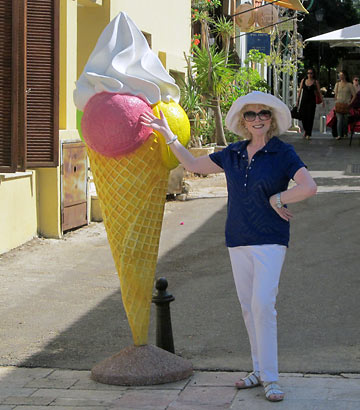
[{"left": 228, "top": 245, "right": 286, "bottom": 382}]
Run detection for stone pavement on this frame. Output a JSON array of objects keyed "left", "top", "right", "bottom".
[{"left": 1, "top": 366, "right": 360, "bottom": 409}]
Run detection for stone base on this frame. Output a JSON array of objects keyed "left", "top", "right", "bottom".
[{"left": 91, "top": 344, "right": 193, "bottom": 386}]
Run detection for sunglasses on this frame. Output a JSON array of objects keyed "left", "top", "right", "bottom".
[
  {"left": 243, "top": 110, "right": 272, "bottom": 122},
  {"left": 307, "top": 72, "right": 313, "bottom": 75}
]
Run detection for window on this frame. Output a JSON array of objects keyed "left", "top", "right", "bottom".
[{"left": 0, "top": 0, "right": 59, "bottom": 173}]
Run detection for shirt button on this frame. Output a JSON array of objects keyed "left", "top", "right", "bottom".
[
  {"left": 249, "top": 167, "right": 252, "bottom": 170},
  {"left": 265, "top": 150, "right": 268, "bottom": 153},
  {"left": 244, "top": 183, "right": 247, "bottom": 186},
  {"left": 237, "top": 151, "right": 240, "bottom": 154},
  {"left": 242, "top": 155, "right": 245, "bottom": 158},
  {"left": 252, "top": 159, "right": 254, "bottom": 162}
]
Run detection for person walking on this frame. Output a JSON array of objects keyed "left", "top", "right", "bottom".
[
  {"left": 140, "top": 91, "right": 317, "bottom": 403},
  {"left": 297, "top": 68, "right": 324, "bottom": 140},
  {"left": 334, "top": 70, "right": 357, "bottom": 140}
]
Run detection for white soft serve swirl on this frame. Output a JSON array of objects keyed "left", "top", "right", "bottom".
[{"left": 74, "top": 12, "right": 180, "bottom": 111}]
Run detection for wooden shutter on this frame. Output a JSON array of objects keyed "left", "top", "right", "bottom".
[
  {"left": 0, "top": 1, "right": 19, "bottom": 172},
  {"left": 24, "top": 0, "right": 59, "bottom": 168},
  {"left": 0, "top": 0, "right": 59, "bottom": 172}
]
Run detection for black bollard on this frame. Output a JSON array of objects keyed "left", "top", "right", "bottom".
[{"left": 152, "top": 277, "right": 175, "bottom": 353}]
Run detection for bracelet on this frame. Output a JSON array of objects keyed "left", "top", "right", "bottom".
[
  {"left": 276, "top": 192, "right": 283, "bottom": 209},
  {"left": 166, "top": 135, "right": 178, "bottom": 145}
]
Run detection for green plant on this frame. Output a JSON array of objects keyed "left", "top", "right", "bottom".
[
  {"left": 179, "top": 53, "right": 207, "bottom": 147},
  {"left": 192, "top": 46, "right": 235, "bottom": 99},
  {"left": 195, "top": 114, "right": 216, "bottom": 146},
  {"left": 245, "top": 49, "right": 266, "bottom": 65},
  {"left": 190, "top": 0, "right": 230, "bottom": 146},
  {"left": 191, "top": 45, "right": 237, "bottom": 145},
  {"left": 213, "top": 16, "right": 233, "bottom": 65},
  {"left": 192, "top": 0, "right": 221, "bottom": 19},
  {"left": 219, "top": 50, "right": 270, "bottom": 113},
  {"left": 234, "top": 68, "right": 269, "bottom": 95},
  {"left": 265, "top": 25, "right": 305, "bottom": 98}
]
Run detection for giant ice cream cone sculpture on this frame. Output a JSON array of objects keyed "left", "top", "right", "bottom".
[
  {"left": 87, "top": 137, "right": 168, "bottom": 346},
  {"left": 74, "top": 12, "right": 190, "bottom": 347}
]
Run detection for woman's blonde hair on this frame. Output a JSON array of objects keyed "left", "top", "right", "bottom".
[{"left": 237, "top": 104, "right": 279, "bottom": 140}]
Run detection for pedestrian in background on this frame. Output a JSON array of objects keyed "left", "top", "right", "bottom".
[
  {"left": 353, "top": 76, "right": 360, "bottom": 93},
  {"left": 140, "top": 91, "right": 317, "bottom": 403},
  {"left": 350, "top": 76, "right": 360, "bottom": 110},
  {"left": 297, "top": 68, "right": 324, "bottom": 140},
  {"left": 334, "top": 70, "right": 357, "bottom": 140}
]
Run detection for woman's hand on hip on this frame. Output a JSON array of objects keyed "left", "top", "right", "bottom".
[{"left": 269, "top": 195, "right": 293, "bottom": 221}]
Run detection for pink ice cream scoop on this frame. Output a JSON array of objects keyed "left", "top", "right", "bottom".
[{"left": 81, "top": 92, "right": 153, "bottom": 157}]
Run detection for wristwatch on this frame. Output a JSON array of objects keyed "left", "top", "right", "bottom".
[{"left": 276, "top": 192, "right": 283, "bottom": 209}]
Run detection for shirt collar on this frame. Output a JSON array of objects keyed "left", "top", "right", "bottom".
[
  {"left": 229, "top": 139, "right": 249, "bottom": 153},
  {"left": 229, "top": 136, "right": 283, "bottom": 153}
]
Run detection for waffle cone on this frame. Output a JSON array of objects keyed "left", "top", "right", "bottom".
[{"left": 87, "top": 135, "right": 169, "bottom": 346}]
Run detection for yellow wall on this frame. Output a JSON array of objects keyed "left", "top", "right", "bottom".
[
  {"left": 76, "top": 0, "right": 191, "bottom": 81},
  {"left": 0, "top": 173, "right": 38, "bottom": 254},
  {"left": 36, "top": 168, "right": 62, "bottom": 239},
  {"left": 77, "top": 0, "right": 110, "bottom": 77},
  {"left": 60, "top": 0, "right": 78, "bottom": 131},
  {"left": 110, "top": 0, "right": 191, "bottom": 74}
]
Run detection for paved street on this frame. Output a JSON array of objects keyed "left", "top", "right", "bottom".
[
  {"left": 0, "top": 131, "right": 360, "bottom": 408},
  {"left": 0, "top": 367, "right": 360, "bottom": 409}
]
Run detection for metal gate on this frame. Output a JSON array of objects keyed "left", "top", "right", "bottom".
[{"left": 61, "top": 141, "right": 88, "bottom": 232}]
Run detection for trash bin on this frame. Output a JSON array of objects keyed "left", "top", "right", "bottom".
[{"left": 320, "top": 115, "right": 327, "bottom": 133}]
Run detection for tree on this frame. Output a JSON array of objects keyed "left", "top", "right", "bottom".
[{"left": 191, "top": 0, "right": 229, "bottom": 146}]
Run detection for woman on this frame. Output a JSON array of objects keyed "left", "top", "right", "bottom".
[
  {"left": 334, "top": 70, "right": 357, "bottom": 140},
  {"left": 353, "top": 76, "right": 360, "bottom": 93},
  {"left": 297, "top": 68, "right": 324, "bottom": 140},
  {"left": 140, "top": 91, "right": 317, "bottom": 402},
  {"left": 350, "top": 77, "right": 360, "bottom": 110}
]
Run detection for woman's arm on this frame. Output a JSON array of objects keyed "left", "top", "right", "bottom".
[
  {"left": 349, "top": 84, "right": 357, "bottom": 105},
  {"left": 334, "top": 82, "right": 338, "bottom": 101},
  {"left": 140, "top": 111, "right": 223, "bottom": 174},
  {"left": 269, "top": 167, "right": 317, "bottom": 221},
  {"left": 296, "top": 79, "right": 304, "bottom": 106}
]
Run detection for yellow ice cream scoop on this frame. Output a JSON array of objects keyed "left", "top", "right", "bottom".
[{"left": 152, "top": 100, "right": 191, "bottom": 170}]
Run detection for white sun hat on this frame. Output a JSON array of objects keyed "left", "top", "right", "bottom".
[{"left": 225, "top": 91, "right": 292, "bottom": 136}]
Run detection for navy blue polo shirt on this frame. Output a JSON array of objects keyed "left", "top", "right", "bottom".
[{"left": 209, "top": 136, "right": 306, "bottom": 247}]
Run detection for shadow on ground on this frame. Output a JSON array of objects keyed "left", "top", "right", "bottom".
[{"left": 17, "top": 190, "right": 360, "bottom": 374}]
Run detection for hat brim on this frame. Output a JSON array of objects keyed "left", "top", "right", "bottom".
[{"left": 225, "top": 92, "right": 292, "bottom": 136}]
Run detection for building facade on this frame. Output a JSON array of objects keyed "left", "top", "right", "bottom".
[{"left": 0, "top": 0, "right": 191, "bottom": 254}]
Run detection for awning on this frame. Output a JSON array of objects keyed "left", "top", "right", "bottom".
[
  {"left": 305, "top": 24, "right": 360, "bottom": 47},
  {"left": 268, "top": 0, "right": 308, "bottom": 14}
]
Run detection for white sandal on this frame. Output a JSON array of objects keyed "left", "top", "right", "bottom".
[
  {"left": 263, "top": 381, "right": 284, "bottom": 402},
  {"left": 235, "top": 371, "right": 261, "bottom": 389}
]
